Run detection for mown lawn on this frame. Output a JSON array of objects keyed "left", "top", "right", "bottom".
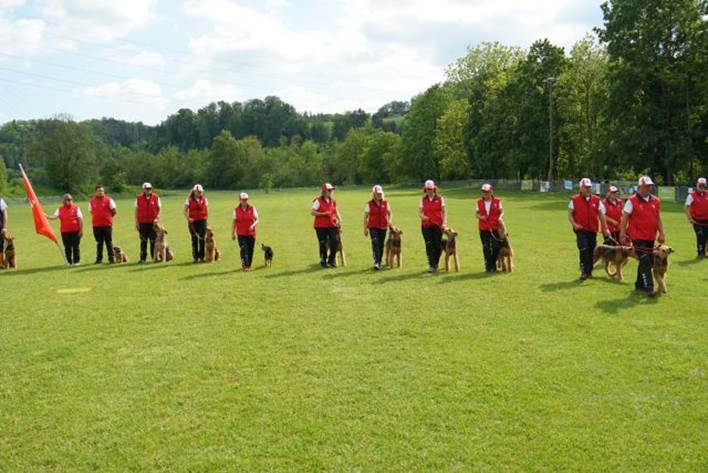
[{"left": 1, "top": 187, "right": 706, "bottom": 472}]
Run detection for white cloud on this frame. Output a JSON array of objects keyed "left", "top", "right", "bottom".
[
  {"left": 173, "top": 79, "right": 242, "bottom": 104},
  {"left": 84, "top": 78, "right": 166, "bottom": 107}
]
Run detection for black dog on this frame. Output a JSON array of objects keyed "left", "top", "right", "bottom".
[{"left": 261, "top": 243, "right": 274, "bottom": 268}]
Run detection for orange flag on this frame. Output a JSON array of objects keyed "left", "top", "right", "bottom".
[{"left": 19, "top": 164, "right": 59, "bottom": 244}]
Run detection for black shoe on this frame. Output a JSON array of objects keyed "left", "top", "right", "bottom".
[
  {"left": 193, "top": 258, "right": 199, "bottom": 264},
  {"left": 320, "top": 261, "right": 328, "bottom": 268},
  {"left": 327, "top": 262, "right": 337, "bottom": 268},
  {"left": 94, "top": 260, "right": 102, "bottom": 265},
  {"left": 139, "top": 260, "right": 146, "bottom": 264},
  {"left": 108, "top": 260, "right": 115, "bottom": 264},
  {"left": 580, "top": 273, "right": 589, "bottom": 280}
]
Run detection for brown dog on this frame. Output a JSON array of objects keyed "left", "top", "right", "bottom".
[
  {"left": 153, "top": 223, "right": 174, "bottom": 262},
  {"left": 384, "top": 224, "right": 403, "bottom": 268},
  {"left": 593, "top": 244, "right": 636, "bottom": 280},
  {"left": 3, "top": 234, "right": 16, "bottom": 269},
  {"left": 335, "top": 226, "right": 347, "bottom": 267},
  {"left": 495, "top": 230, "right": 513, "bottom": 272},
  {"left": 651, "top": 244, "right": 673, "bottom": 296},
  {"left": 112, "top": 244, "right": 128, "bottom": 263},
  {"left": 204, "top": 226, "right": 220, "bottom": 262},
  {"left": 261, "top": 243, "right": 274, "bottom": 268},
  {"left": 441, "top": 226, "right": 460, "bottom": 272}
]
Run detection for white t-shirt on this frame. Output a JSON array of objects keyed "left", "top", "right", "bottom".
[
  {"left": 0, "top": 198, "right": 7, "bottom": 211},
  {"left": 364, "top": 201, "right": 392, "bottom": 213},
  {"left": 88, "top": 198, "right": 116, "bottom": 213},
  {"left": 482, "top": 199, "right": 502, "bottom": 215},
  {"left": 134, "top": 195, "right": 162, "bottom": 208},
  {"left": 419, "top": 196, "right": 445, "bottom": 209},
  {"left": 184, "top": 197, "right": 209, "bottom": 206},
  {"left": 568, "top": 197, "right": 606, "bottom": 214},
  {"left": 52, "top": 207, "right": 84, "bottom": 219},
  {"left": 233, "top": 206, "right": 259, "bottom": 220},
  {"left": 623, "top": 194, "right": 652, "bottom": 214}
]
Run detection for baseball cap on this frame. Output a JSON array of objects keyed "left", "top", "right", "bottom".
[
  {"left": 239, "top": 192, "right": 249, "bottom": 200},
  {"left": 608, "top": 185, "right": 619, "bottom": 193},
  {"left": 321, "top": 183, "right": 335, "bottom": 192},
  {"left": 142, "top": 182, "right": 153, "bottom": 189},
  {"left": 697, "top": 177, "right": 706, "bottom": 187},
  {"left": 193, "top": 184, "right": 204, "bottom": 192},
  {"left": 579, "top": 178, "right": 592, "bottom": 188},
  {"left": 423, "top": 179, "right": 436, "bottom": 190},
  {"left": 372, "top": 184, "right": 383, "bottom": 194},
  {"left": 481, "top": 183, "right": 493, "bottom": 192},
  {"left": 638, "top": 176, "right": 654, "bottom": 186}
]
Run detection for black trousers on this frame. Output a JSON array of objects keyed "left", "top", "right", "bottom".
[
  {"left": 190, "top": 219, "right": 207, "bottom": 260},
  {"left": 0, "top": 227, "right": 4, "bottom": 252},
  {"left": 480, "top": 230, "right": 501, "bottom": 272},
  {"left": 238, "top": 235, "right": 255, "bottom": 268},
  {"left": 575, "top": 230, "right": 597, "bottom": 274},
  {"left": 315, "top": 227, "right": 337, "bottom": 265},
  {"left": 693, "top": 220, "right": 708, "bottom": 256},
  {"left": 421, "top": 225, "right": 443, "bottom": 269},
  {"left": 138, "top": 223, "right": 156, "bottom": 261},
  {"left": 61, "top": 231, "right": 81, "bottom": 264},
  {"left": 369, "top": 227, "right": 387, "bottom": 264},
  {"left": 633, "top": 239, "right": 655, "bottom": 293},
  {"left": 93, "top": 226, "right": 114, "bottom": 262}
]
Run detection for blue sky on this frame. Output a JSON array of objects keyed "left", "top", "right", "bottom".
[{"left": 0, "top": 0, "right": 604, "bottom": 125}]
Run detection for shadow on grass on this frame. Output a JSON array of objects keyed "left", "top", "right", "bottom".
[
  {"left": 438, "top": 271, "right": 497, "bottom": 283},
  {"left": 675, "top": 257, "right": 704, "bottom": 267},
  {"left": 181, "top": 268, "right": 243, "bottom": 280},
  {"left": 263, "top": 264, "right": 323, "bottom": 279},
  {"left": 539, "top": 279, "right": 585, "bottom": 291},
  {"left": 128, "top": 261, "right": 195, "bottom": 272},
  {"left": 377, "top": 270, "right": 430, "bottom": 284},
  {"left": 322, "top": 268, "right": 373, "bottom": 279},
  {"left": 595, "top": 292, "right": 658, "bottom": 314},
  {"left": 0, "top": 264, "right": 69, "bottom": 277},
  {"left": 74, "top": 262, "right": 135, "bottom": 272}
]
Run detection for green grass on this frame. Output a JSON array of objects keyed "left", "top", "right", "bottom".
[{"left": 1, "top": 188, "right": 706, "bottom": 472}]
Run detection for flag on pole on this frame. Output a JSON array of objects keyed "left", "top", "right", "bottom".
[{"left": 19, "top": 164, "right": 59, "bottom": 244}]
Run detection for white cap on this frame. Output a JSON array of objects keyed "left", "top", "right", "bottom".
[
  {"left": 142, "top": 182, "right": 153, "bottom": 189},
  {"left": 638, "top": 176, "right": 654, "bottom": 186},
  {"left": 193, "top": 184, "right": 204, "bottom": 192},
  {"left": 697, "top": 177, "right": 706, "bottom": 187},
  {"left": 239, "top": 192, "right": 249, "bottom": 200},
  {"left": 424, "top": 179, "right": 436, "bottom": 190},
  {"left": 481, "top": 183, "right": 493, "bottom": 192},
  {"left": 608, "top": 185, "right": 619, "bottom": 193},
  {"left": 579, "top": 178, "right": 592, "bottom": 188},
  {"left": 372, "top": 184, "right": 383, "bottom": 194},
  {"left": 321, "top": 182, "right": 335, "bottom": 192}
]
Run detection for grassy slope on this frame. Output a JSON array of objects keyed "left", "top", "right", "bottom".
[{"left": 0, "top": 188, "right": 706, "bottom": 472}]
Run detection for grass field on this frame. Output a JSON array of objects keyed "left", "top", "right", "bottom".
[{"left": 1, "top": 187, "right": 706, "bottom": 472}]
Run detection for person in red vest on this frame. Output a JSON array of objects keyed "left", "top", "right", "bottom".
[
  {"left": 0, "top": 197, "right": 8, "bottom": 266},
  {"left": 311, "top": 183, "right": 342, "bottom": 268},
  {"left": 620, "top": 176, "right": 666, "bottom": 295},
  {"left": 603, "top": 185, "right": 623, "bottom": 245},
  {"left": 46, "top": 193, "right": 83, "bottom": 265},
  {"left": 232, "top": 192, "right": 259, "bottom": 271},
  {"left": 685, "top": 177, "right": 707, "bottom": 259},
  {"left": 419, "top": 179, "right": 446, "bottom": 273},
  {"left": 363, "top": 184, "right": 392, "bottom": 270},
  {"left": 88, "top": 185, "right": 117, "bottom": 264},
  {"left": 184, "top": 184, "right": 209, "bottom": 263},
  {"left": 475, "top": 183, "right": 504, "bottom": 273},
  {"left": 134, "top": 182, "right": 161, "bottom": 264},
  {"left": 567, "top": 178, "right": 610, "bottom": 280}
]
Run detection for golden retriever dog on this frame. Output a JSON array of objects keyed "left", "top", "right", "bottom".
[
  {"left": 495, "top": 230, "right": 513, "bottom": 273},
  {"left": 335, "top": 226, "right": 347, "bottom": 267},
  {"left": 651, "top": 244, "right": 673, "bottom": 296},
  {"left": 592, "top": 244, "right": 636, "bottom": 280},
  {"left": 204, "top": 226, "right": 220, "bottom": 263},
  {"left": 112, "top": 244, "right": 128, "bottom": 263},
  {"left": 384, "top": 224, "right": 403, "bottom": 269},
  {"left": 2, "top": 234, "right": 16, "bottom": 269},
  {"left": 441, "top": 226, "right": 460, "bottom": 272},
  {"left": 153, "top": 223, "right": 174, "bottom": 263}
]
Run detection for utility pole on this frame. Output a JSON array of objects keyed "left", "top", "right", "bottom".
[{"left": 543, "top": 77, "right": 555, "bottom": 183}]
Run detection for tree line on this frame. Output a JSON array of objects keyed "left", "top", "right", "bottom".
[{"left": 0, "top": 0, "right": 705, "bottom": 195}]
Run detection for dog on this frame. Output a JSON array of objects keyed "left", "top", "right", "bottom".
[
  {"left": 592, "top": 244, "right": 636, "bottom": 280},
  {"left": 651, "top": 244, "right": 673, "bottom": 296},
  {"left": 204, "top": 226, "right": 221, "bottom": 263},
  {"left": 2, "top": 234, "right": 16, "bottom": 269},
  {"left": 495, "top": 230, "right": 513, "bottom": 272},
  {"left": 112, "top": 244, "right": 128, "bottom": 263},
  {"left": 153, "top": 222, "right": 174, "bottom": 263},
  {"left": 260, "top": 243, "right": 274, "bottom": 268},
  {"left": 441, "top": 226, "right": 460, "bottom": 272},
  {"left": 334, "top": 226, "right": 347, "bottom": 267},
  {"left": 384, "top": 225, "right": 403, "bottom": 268}
]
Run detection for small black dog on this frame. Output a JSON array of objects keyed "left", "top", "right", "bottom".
[{"left": 261, "top": 243, "right": 274, "bottom": 268}]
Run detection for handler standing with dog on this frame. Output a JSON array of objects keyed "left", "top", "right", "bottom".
[
  {"left": 135, "top": 182, "right": 161, "bottom": 264},
  {"left": 419, "top": 179, "right": 446, "bottom": 273},
  {"left": 620, "top": 176, "right": 666, "bottom": 295},
  {"left": 568, "top": 178, "right": 610, "bottom": 280},
  {"left": 88, "top": 185, "right": 116, "bottom": 264},
  {"left": 475, "top": 183, "right": 504, "bottom": 273},
  {"left": 364, "top": 185, "right": 391, "bottom": 270},
  {"left": 47, "top": 194, "right": 83, "bottom": 265},
  {"left": 184, "top": 184, "right": 208, "bottom": 263},
  {"left": 685, "top": 177, "right": 707, "bottom": 259},
  {"left": 311, "top": 183, "right": 342, "bottom": 268},
  {"left": 0, "top": 197, "right": 8, "bottom": 267},
  {"left": 232, "top": 192, "right": 259, "bottom": 271},
  {"left": 603, "top": 186, "right": 623, "bottom": 245}
]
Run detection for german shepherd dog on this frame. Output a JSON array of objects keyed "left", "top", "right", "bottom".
[
  {"left": 592, "top": 244, "right": 636, "bottom": 280},
  {"left": 112, "top": 244, "right": 128, "bottom": 263},
  {"left": 441, "top": 226, "right": 460, "bottom": 272},
  {"left": 651, "top": 244, "right": 673, "bottom": 296},
  {"left": 2, "top": 234, "right": 16, "bottom": 269},
  {"left": 334, "top": 226, "right": 347, "bottom": 267},
  {"left": 384, "top": 224, "right": 403, "bottom": 268},
  {"left": 204, "top": 226, "right": 221, "bottom": 263},
  {"left": 261, "top": 243, "right": 274, "bottom": 268},
  {"left": 153, "top": 222, "right": 174, "bottom": 263},
  {"left": 495, "top": 229, "right": 513, "bottom": 272}
]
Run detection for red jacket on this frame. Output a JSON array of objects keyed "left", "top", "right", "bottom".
[
  {"left": 603, "top": 198, "right": 623, "bottom": 233},
  {"left": 313, "top": 197, "right": 337, "bottom": 229},
  {"left": 477, "top": 197, "right": 502, "bottom": 231},
  {"left": 187, "top": 196, "right": 208, "bottom": 221},
  {"left": 367, "top": 200, "right": 389, "bottom": 229},
  {"left": 235, "top": 205, "right": 256, "bottom": 237},
  {"left": 136, "top": 193, "right": 160, "bottom": 224},
  {"left": 90, "top": 196, "right": 114, "bottom": 228},
  {"left": 421, "top": 195, "right": 444, "bottom": 228},
  {"left": 688, "top": 190, "right": 708, "bottom": 220},
  {"left": 571, "top": 194, "right": 601, "bottom": 233},
  {"left": 59, "top": 204, "right": 81, "bottom": 233},
  {"left": 628, "top": 194, "right": 661, "bottom": 241}
]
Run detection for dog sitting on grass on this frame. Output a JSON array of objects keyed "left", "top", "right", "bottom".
[
  {"left": 204, "top": 226, "right": 220, "bottom": 263},
  {"left": 153, "top": 222, "right": 174, "bottom": 263},
  {"left": 2, "top": 233, "right": 16, "bottom": 269},
  {"left": 384, "top": 225, "right": 403, "bottom": 269},
  {"left": 441, "top": 226, "right": 460, "bottom": 272},
  {"left": 112, "top": 244, "right": 128, "bottom": 263},
  {"left": 260, "top": 243, "right": 274, "bottom": 268}
]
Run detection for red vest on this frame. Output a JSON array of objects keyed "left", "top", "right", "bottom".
[
  {"left": 235, "top": 205, "right": 256, "bottom": 236},
  {"left": 689, "top": 191, "right": 708, "bottom": 220},
  {"left": 477, "top": 197, "right": 502, "bottom": 231},
  {"left": 603, "top": 198, "right": 623, "bottom": 233},
  {"left": 571, "top": 194, "right": 601, "bottom": 233},
  {"left": 58, "top": 204, "right": 81, "bottom": 233},
  {"left": 90, "top": 196, "right": 113, "bottom": 228},
  {"left": 187, "top": 196, "right": 208, "bottom": 221},
  {"left": 367, "top": 200, "right": 389, "bottom": 229},
  {"left": 628, "top": 194, "right": 661, "bottom": 241},
  {"left": 313, "top": 197, "right": 337, "bottom": 228},
  {"left": 136, "top": 193, "right": 160, "bottom": 224},
  {"left": 421, "top": 195, "right": 444, "bottom": 227}
]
